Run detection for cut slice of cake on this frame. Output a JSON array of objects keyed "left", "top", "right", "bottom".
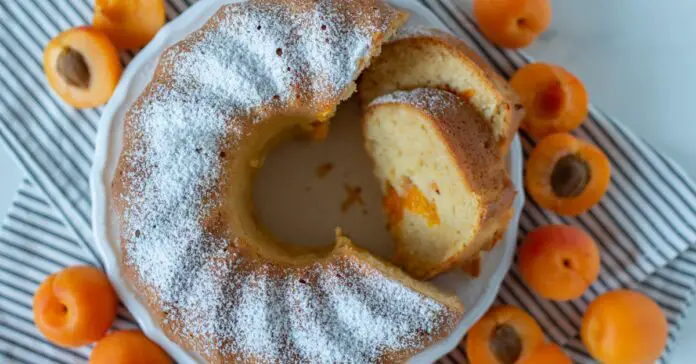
[
  {"left": 363, "top": 88, "right": 515, "bottom": 279},
  {"left": 358, "top": 27, "right": 522, "bottom": 154}
]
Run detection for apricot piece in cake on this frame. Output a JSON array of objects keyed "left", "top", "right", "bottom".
[
  {"left": 473, "top": 0, "right": 551, "bottom": 49},
  {"left": 526, "top": 133, "right": 610, "bottom": 216},
  {"left": 518, "top": 225, "right": 600, "bottom": 301},
  {"left": 511, "top": 63, "right": 588, "bottom": 138},
  {"left": 581, "top": 290, "right": 667, "bottom": 364},
  {"left": 90, "top": 330, "right": 171, "bottom": 364},
  {"left": 43, "top": 27, "right": 122, "bottom": 109},
  {"left": 33, "top": 266, "right": 117, "bottom": 347},
  {"left": 467, "top": 305, "right": 545, "bottom": 364},
  {"left": 93, "top": 0, "right": 166, "bottom": 50}
]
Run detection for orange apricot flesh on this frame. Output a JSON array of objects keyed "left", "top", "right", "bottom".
[
  {"left": 511, "top": 63, "right": 589, "bottom": 139},
  {"left": 43, "top": 27, "right": 122, "bottom": 109},
  {"left": 581, "top": 290, "right": 667, "bottom": 364},
  {"left": 525, "top": 133, "right": 611, "bottom": 216},
  {"left": 383, "top": 180, "right": 440, "bottom": 229},
  {"left": 32, "top": 265, "right": 118, "bottom": 347},
  {"left": 383, "top": 183, "right": 404, "bottom": 229},
  {"left": 402, "top": 181, "right": 440, "bottom": 227},
  {"left": 467, "top": 305, "right": 545, "bottom": 364}
]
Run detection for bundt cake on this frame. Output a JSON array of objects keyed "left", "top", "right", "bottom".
[
  {"left": 358, "top": 27, "right": 523, "bottom": 154},
  {"left": 363, "top": 88, "right": 515, "bottom": 280},
  {"left": 111, "top": 0, "right": 466, "bottom": 362}
]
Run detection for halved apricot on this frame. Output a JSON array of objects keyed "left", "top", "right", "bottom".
[
  {"left": 526, "top": 133, "right": 610, "bottom": 216},
  {"left": 510, "top": 63, "right": 588, "bottom": 138},
  {"left": 581, "top": 290, "right": 667, "bottom": 364},
  {"left": 473, "top": 0, "right": 552, "bottom": 49},
  {"left": 90, "top": 330, "right": 171, "bottom": 364},
  {"left": 43, "top": 27, "right": 122, "bottom": 109},
  {"left": 467, "top": 305, "right": 545, "bottom": 364},
  {"left": 33, "top": 265, "right": 118, "bottom": 347},
  {"left": 518, "top": 225, "right": 600, "bottom": 301},
  {"left": 518, "top": 343, "right": 572, "bottom": 364},
  {"left": 93, "top": 0, "right": 166, "bottom": 50}
]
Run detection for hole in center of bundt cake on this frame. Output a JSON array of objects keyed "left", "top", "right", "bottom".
[{"left": 250, "top": 97, "right": 395, "bottom": 259}]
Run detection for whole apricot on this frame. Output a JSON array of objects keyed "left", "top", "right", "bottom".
[
  {"left": 90, "top": 330, "right": 171, "bottom": 364},
  {"left": 518, "top": 343, "right": 572, "bottom": 364},
  {"left": 473, "top": 0, "right": 552, "bottom": 49},
  {"left": 518, "top": 225, "right": 600, "bottom": 301},
  {"left": 525, "top": 133, "right": 611, "bottom": 216},
  {"left": 93, "top": 0, "right": 166, "bottom": 50},
  {"left": 581, "top": 290, "right": 667, "bottom": 364},
  {"left": 467, "top": 305, "right": 545, "bottom": 364},
  {"left": 33, "top": 265, "right": 118, "bottom": 347}
]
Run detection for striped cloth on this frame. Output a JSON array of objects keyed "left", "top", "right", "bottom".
[
  {"left": 1, "top": 0, "right": 695, "bottom": 363},
  {"left": 1, "top": 180, "right": 138, "bottom": 364}
]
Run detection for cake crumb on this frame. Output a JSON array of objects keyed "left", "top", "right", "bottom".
[
  {"left": 316, "top": 162, "right": 334, "bottom": 178},
  {"left": 341, "top": 184, "right": 364, "bottom": 213},
  {"left": 431, "top": 181, "right": 440, "bottom": 195}
]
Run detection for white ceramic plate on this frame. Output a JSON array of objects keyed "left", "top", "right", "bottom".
[{"left": 90, "top": 0, "right": 525, "bottom": 362}]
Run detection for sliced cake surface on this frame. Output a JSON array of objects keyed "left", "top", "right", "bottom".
[
  {"left": 363, "top": 88, "right": 515, "bottom": 279},
  {"left": 359, "top": 27, "right": 522, "bottom": 154}
]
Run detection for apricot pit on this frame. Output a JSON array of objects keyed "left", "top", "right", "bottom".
[
  {"left": 56, "top": 48, "right": 90, "bottom": 88},
  {"left": 43, "top": 27, "right": 122, "bottom": 109},
  {"left": 550, "top": 154, "right": 590, "bottom": 198},
  {"left": 467, "top": 305, "right": 544, "bottom": 364},
  {"left": 489, "top": 324, "right": 523, "bottom": 363}
]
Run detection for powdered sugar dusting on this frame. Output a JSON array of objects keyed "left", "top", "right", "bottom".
[
  {"left": 370, "top": 88, "right": 462, "bottom": 116},
  {"left": 167, "top": 258, "right": 455, "bottom": 363},
  {"left": 115, "top": 0, "right": 459, "bottom": 362}
]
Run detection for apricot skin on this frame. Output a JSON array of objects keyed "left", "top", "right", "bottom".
[
  {"left": 473, "top": 0, "right": 552, "bottom": 49},
  {"left": 518, "top": 225, "right": 600, "bottom": 301},
  {"left": 518, "top": 343, "right": 572, "bottom": 364},
  {"left": 581, "top": 290, "right": 667, "bottom": 364},
  {"left": 90, "top": 330, "right": 171, "bottom": 364},
  {"left": 33, "top": 266, "right": 118, "bottom": 347}
]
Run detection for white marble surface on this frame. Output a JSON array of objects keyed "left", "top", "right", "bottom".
[{"left": 0, "top": 0, "right": 694, "bottom": 361}]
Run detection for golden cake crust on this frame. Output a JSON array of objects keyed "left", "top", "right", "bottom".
[
  {"left": 359, "top": 27, "right": 523, "bottom": 154},
  {"left": 111, "top": 1, "right": 466, "bottom": 363}
]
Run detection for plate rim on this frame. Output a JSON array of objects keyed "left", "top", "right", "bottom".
[{"left": 89, "top": 0, "right": 525, "bottom": 362}]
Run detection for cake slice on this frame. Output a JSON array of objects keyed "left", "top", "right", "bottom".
[
  {"left": 359, "top": 27, "right": 522, "bottom": 154},
  {"left": 363, "top": 88, "right": 515, "bottom": 279}
]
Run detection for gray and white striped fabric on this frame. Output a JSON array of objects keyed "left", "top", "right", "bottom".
[
  {"left": 0, "top": 0, "right": 695, "bottom": 363},
  {"left": 0, "top": 180, "right": 137, "bottom": 363}
]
